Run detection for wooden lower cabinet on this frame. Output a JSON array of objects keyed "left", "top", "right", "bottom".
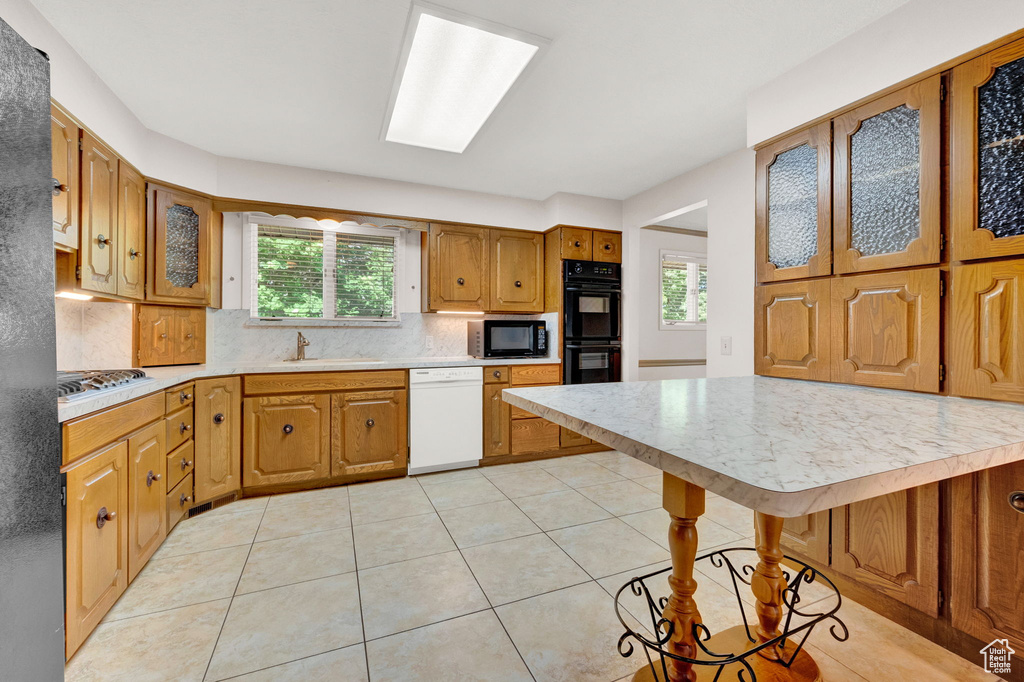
[
  {"left": 167, "top": 473, "right": 194, "bottom": 532},
  {"left": 511, "top": 418, "right": 560, "bottom": 455},
  {"left": 831, "top": 484, "right": 940, "bottom": 616},
  {"left": 830, "top": 268, "right": 941, "bottom": 392},
  {"left": 194, "top": 377, "right": 241, "bottom": 502},
  {"left": 331, "top": 389, "right": 408, "bottom": 477},
  {"left": 560, "top": 427, "right": 590, "bottom": 448},
  {"left": 483, "top": 383, "right": 511, "bottom": 457},
  {"left": 243, "top": 394, "right": 331, "bottom": 487},
  {"left": 950, "top": 461, "right": 1024, "bottom": 652},
  {"left": 755, "top": 280, "right": 831, "bottom": 381},
  {"left": 949, "top": 259, "right": 1024, "bottom": 403},
  {"left": 65, "top": 441, "right": 129, "bottom": 659},
  {"left": 780, "top": 511, "right": 831, "bottom": 565},
  {"left": 127, "top": 421, "right": 167, "bottom": 582}
]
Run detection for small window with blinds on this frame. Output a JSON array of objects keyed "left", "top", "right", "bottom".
[
  {"left": 660, "top": 251, "right": 707, "bottom": 328},
  {"left": 252, "top": 222, "right": 398, "bottom": 322}
]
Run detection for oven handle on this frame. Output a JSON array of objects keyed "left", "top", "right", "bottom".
[
  {"left": 565, "top": 344, "right": 622, "bottom": 350},
  {"left": 564, "top": 284, "right": 621, "bottom": 293}
]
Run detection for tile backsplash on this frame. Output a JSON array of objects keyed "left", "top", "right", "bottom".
[
  {"left": 55, "top": 299, "right": 134, "bottom": 370},
  {"left": 209, "top": 310, "right": 559, "bottom": 364}
]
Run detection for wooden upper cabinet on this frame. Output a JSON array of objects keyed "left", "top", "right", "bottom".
[
  {"left": 135, "top": 305, "right": 206, "bottom": 366},
  {"left": 331, "top": 389, "right": 408, "bottom": 477},
  {"left": 949, "top": 259, "right": 1024, "bottom": 402},
  {"left": 79, "top": 130, "right": 119, "bottom": 297},
  {"left": 780, "top": 511, "right": 830, "bottom": 565},
  {"left": 830, "top": 268, "right": 941, "bottom": 392},
  {"left": 832, "top": 484, "right": 941, "bottom": 616},
  {"left": 243, "top": 394, "right": 331, "bottom": 488},
  {"left": 951, "top": 461, "right": 1024, "bottom": 652},
  {"left": 175, "top": 307, "right": 205, "bottom": 364},
  {"left": 951, "top": 38, "right": 1024, "bottom": 261},
  {"left": 832, "top": 76, "right": 942, "bottom": 274},
  {"left": 560, "top": 227, "right": 593, "bottom": 260},
  {"left": 755, "top": 122, "right": 832, "bottom": 282},
  {"left": 64, "top": 441, "right": 128, "bottom": 659},
  {"left": 50, "top": 104, "right": 80, "bottom": 251},
  {"left": 147, "top": 184, "right": 212, "bottom": 305},
  {"left": 592, "top": 231, "right": 621, "bottom": 263},
  {"left": 427, "top": 223, "right": 489, "bottom": 311},
  {"left": 483, "top": 382, "right": 511, "bottom": 457},
  {"left": 126, "top": 420, "right": 166, "bottom": 582},
  {"left": 116, "top": 161, "right": 146, "bottom": 300},
  {"left": 489, "top": 229, "right": 544, "bottom": 312},
  {"left": 193, "top": 376, "right": 242, "bottom": 503},
  {"left": 754, "top": 279, "right": 831, "bottom": 382}
]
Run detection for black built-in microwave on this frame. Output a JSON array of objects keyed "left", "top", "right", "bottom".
[{"left": 468, "top": 320, "right": 547, "bottom": 358}]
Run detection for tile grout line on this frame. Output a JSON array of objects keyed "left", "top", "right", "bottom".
[
  {"left": 414, "top": 474, "right": 539, "bottom": 682},
  {"left": 347, "top": 489, "right": 373, "bottom": 682},
  {"left": 201, "top": 498, "right": 271, "bottom": 682}
]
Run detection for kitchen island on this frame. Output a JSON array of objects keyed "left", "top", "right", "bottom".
[{"left": 503, "top": 377, "right": 1024, "bottom": 681}]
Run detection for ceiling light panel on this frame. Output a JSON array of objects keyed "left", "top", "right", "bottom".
[{"left": 383, "top": 4, "right": 547, "bottom": 153}]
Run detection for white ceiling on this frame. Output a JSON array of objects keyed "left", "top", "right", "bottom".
[{"left": 30, "top": 0, "right": 907, "bottom": 200}]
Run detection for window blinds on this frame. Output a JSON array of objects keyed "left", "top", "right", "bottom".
[
  {"left": 661, "top": 253, "right": 707, "bottom": 325},
  {"left": 335, "top": 233, "right": 396, "bottom": 319},
  {"left": 254, "top": 225, "right": 325, "bottom": 318}
]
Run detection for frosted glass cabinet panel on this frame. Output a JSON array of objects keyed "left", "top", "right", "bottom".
[
  {"left": 952, "top": 37, "right": 1024, "bottom": 261},
  {"left": 146, "top": 184, "right": 212, "bottom": 305},
  {"left": 755, "top": 122, "right": 832, "bottom": 283},
  {"left": 833, "top": 76, "right": 942, "bottom": 274}
]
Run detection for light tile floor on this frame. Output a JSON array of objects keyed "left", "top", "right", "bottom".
[{"left": 65, "top": 451, "right": 999, "bottom": 682}]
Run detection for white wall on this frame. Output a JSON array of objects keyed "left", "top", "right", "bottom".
[
  {"left": 637, "top": 229, "right": 707, "bottom": 361},
  {"left": 747, "top": 0, "right": 1024, "bottom": 145},
  {"left": 622, "top": 149, "right": 755, "bottom": 380}
]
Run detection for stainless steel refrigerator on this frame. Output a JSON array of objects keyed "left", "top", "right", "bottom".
[{"left": 0, "top": 16, "right": 66, "bottom": 681}]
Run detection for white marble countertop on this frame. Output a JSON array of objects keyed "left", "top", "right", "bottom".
[
  {"left": 503, "top": 377, "right": 1024, "bottom": 517},
  {"left": 59, "top": 356, "right": 556, "bottom": 423}
]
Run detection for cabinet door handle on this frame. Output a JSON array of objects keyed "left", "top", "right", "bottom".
[
  {"left": 603, "top": 243, "right": 612, "bottom": 251},
  {"left": 179, "top": 493, "right": 192, "bottom": 507},
  {"left": 456, "top": 277, "right": 465, "bottom": 286},
  {"left": 185, "top": 333, "right": 194, "bottom": 339},
  {"left": 128, "top": 247, "right": 141, "bottom": 260},
  {"left": 52, "top": 178, "right": 67, "bottom": 196},
  {"left": 96, "top": 507, "right": 115, "bottom": 528},
  {"left": 213, "top": 412, "right": 225, "bottom": 424},
  {"left": 96, "top": 234, "right": 111, "bottom": 248},
  {"left": 1010, "top": 491, "right": 1024, "bottom": 513},
  {"left": 514, "top": 280, "right": 522, "bottom": 288},
  {"left": 573, "top": 240, "right": 581, "bottom": 247},
  {"left": 365, "top": 418, "right": 375, "bottom": 428},
  {"left": 160, "top": 333, "right": 168, "bottom": 339},
  {"left": 180, "top": 458, "right": 192, "bottom": 470},
  {"left": 147, "top": 470, "right": 162, "bottom": 487},
  {"left": 282, "top": 424, "right": 294, "bottom": 434},
  {"left": 179, "top": 422, "right": 191, "bottom": 434},
  {"left": 180, "top": 391, "right": 192, "bottom": 403},
  {"left": 492, "top": 370, "right": 502, "bottom": 379}
]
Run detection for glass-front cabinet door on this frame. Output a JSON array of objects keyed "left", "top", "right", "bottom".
[
  {"left": 832, "top": 75, "right": 942, "bottom": 274},
  {"left": 951, "top": 37, "right": 1024, "bottom": 261},
  {"left": 755, "top": 121, "right": 832, "bottom": 282},
  {"left": 147, "top": 184, "right": 211, "bottom": 305}
]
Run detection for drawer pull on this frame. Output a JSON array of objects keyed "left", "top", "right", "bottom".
[
  {"left": 282, "top": 424, "right": 294, "bottom": 434},
  {"left": 96, "top": 507, "right": 115, "bottom": 528},
  {"left": 179, "top": 422, "right": 191, "bottom": 434},
  {"left": 603, "top": 243, "right": 612, "bottom": 251},
  {"left": 147, "top": 470, "right": 162, "bottom": 487},
  {"left": 456, "top": 277, "right": 465, "bottom": 286},
  {"left": 180, "top": 458, "right": 193, "bottom": 470},
  {"left": 180, "top": 391, "right": 192, "bottom": 403},
  {"left": 179, "top": 493, "right": 192, "bottom": 507},
  {"left": 213, "top": 413, "right": 225, "bottom": 424},
  {"left": 492, "top": 370, "right": 502, "bottom": 379},
  {"left": 573, "top": 240, "right": 581, "bottom": 247},
  {"left": 1010, "top": 491, "right": 1024, "bottom": 513},
  {"left": 365, "top": 418, "right": 375, "bottom": 428},
  {"left": 514, "top": 280, "right": 522, "bottom": 288}
]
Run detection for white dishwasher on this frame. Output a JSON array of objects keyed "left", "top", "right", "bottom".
[{"left": 409, "top": 366, "right": 483, "bottom": 475}]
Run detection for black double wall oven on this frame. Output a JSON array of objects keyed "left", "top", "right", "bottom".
[{"left": 563, "top": 260, "right": 622, "bottom": 384}]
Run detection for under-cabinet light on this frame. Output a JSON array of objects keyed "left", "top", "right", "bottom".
[
  {"left": 382, "top": 3, "right": 547, "bottom": 153},
  {"left": 56, "top": 291, "right": 93, "bottom": 301},
  {"left": 436, "top": 310, "right": 485, "bottom": 315}
]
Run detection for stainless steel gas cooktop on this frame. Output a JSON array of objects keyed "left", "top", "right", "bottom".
[{"left": 56, "top": 369, "right": 154, "bottom": 402}]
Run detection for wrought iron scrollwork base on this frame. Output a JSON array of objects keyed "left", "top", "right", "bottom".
[{"left": 614, "top": 547, "right": 848, "bottom": 682}]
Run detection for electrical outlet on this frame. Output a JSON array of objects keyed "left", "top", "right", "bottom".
[
  {"left": 425, "top": 335, "right": 436, "bottom": 351},
  {"left": 720, "top": 336, "right": 732, "bottom": 356}
]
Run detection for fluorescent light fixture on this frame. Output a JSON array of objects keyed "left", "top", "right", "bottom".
[
  {"left": 56, "top": 291, "right": 93, "bottom": 301},
  {"left": 382, "top": 3, "right": 548, "bottom": 153}
]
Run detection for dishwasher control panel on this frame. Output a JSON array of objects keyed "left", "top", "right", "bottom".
[{"left": 409, "top": 366, "right": 484, "bottom": 384}]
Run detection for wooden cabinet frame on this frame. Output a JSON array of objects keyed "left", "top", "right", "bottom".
[
  {"left": 755, "top": 122, "right": 832, "bottom": 282},
  {"left": 754, "top": 280, "right": 831, "bottom": 381},
  {"left": 832, "top": 76, "right": 942, "bottom": 274},
  {"left": 951, "top": 37, "right": 1024, "bottom": 261}
]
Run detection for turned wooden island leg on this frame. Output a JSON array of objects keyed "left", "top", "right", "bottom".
[{"left": 752, "top": 512, "right": 788, "bottom": 660}]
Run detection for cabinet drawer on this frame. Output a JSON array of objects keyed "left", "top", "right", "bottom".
[
  {"left": 592, "top": 231, "right": 621, "bottom": 263},
  {"left": 165, "top": 440, "right": 194, "bottom": 490},
  {"left": 63, "top": 392, "right": 165, "bottom": 466},
  {"left": 484, "top": 366, "right": 509, "bottom": 384},
  {"left": 165, "top": 406, "right": 194, "bottom": 452},
  {"left": 166, "top": 472, "right": 194, "bottom": 532},
  {"left": 510, "top": 418, "right": 560, "bottom": 455},
  {"left": 243, "top": 370, "right": 407, "bottom": 396},
  {"left": 510, "top": 364, "right": 561, "bottom": 386},
  {"left": 560, "top": 227, "right": 593, "bottom": 260},
  {"left": 510, "top": 404, "right": 540, "bottom": 420},
  {"left": 165, "top": 383, "right": 195, "bottom": 412}
]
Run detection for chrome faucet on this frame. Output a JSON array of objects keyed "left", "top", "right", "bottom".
[{"left": 294, "top": 332, "right": 311, "bottom": 361}]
